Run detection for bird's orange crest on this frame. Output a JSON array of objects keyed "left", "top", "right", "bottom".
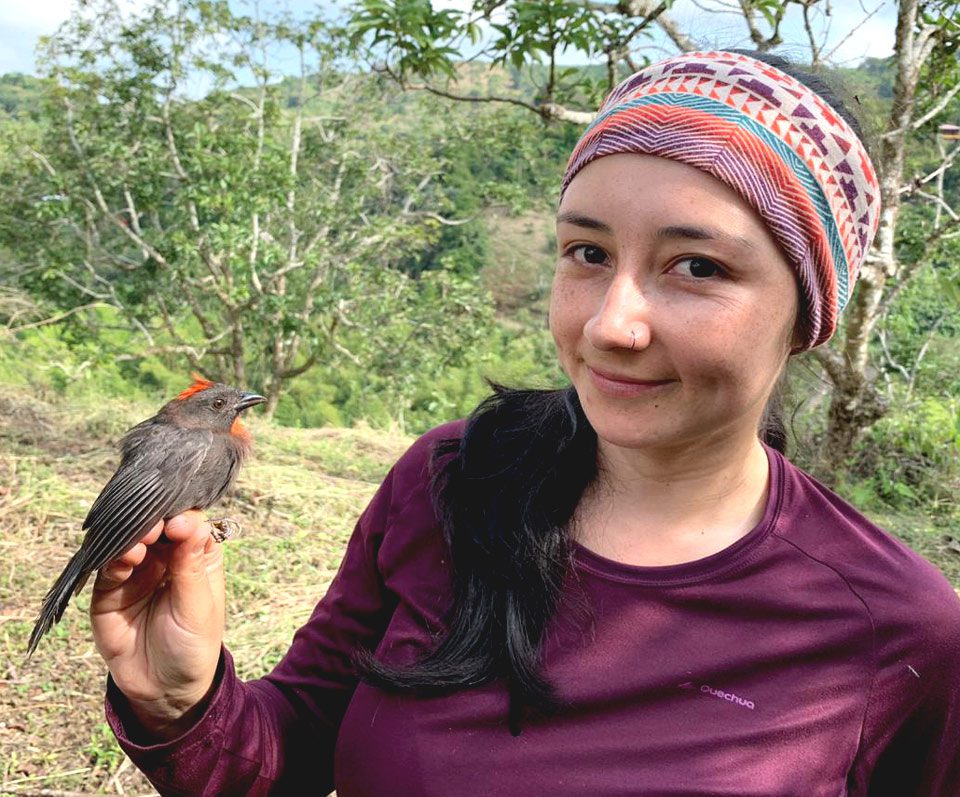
[{"left": 177, "top": 372, "right": 216, "bottom": 400}]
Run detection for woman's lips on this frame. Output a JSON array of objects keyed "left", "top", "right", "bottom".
[{"left": 586, "top": 366, "right": 677, "bottom": 398}]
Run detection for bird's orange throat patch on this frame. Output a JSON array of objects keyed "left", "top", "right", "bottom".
[
  {"left": 177, "top": 372, "right": 216, "bottom": 400},
  {"left": 231, "top": 417, "right": 253, "bottom": 451}
]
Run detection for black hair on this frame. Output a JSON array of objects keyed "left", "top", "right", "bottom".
[
  {"left": 355, "top": 385, "right": 596, "bottom": 733},
  {"left": 355, "top": 50, "right": 865, "bottom": 734}
]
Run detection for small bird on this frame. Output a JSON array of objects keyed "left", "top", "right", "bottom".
[{"left": 27, "top": 374, "right": 265, "bottom": 656}]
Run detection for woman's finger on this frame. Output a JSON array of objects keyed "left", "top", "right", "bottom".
[
  {"left": 203, "top": 538, "right": 226, "bottom": 623},
  {"left": 141, "top": 520, "right": 164, "bottom": 545},
  {"left": 95, "top": 561, "right": 135, "bottom": 590},
  {"left": 105, "top": 519, "right": 165, "bottom": 571},
  {"left": 92, "top": 552, "right": 167, "bottom": 612},
  {"left": 112, "top": 541, "right": 146, "bottom": 569},
  {"left": 162, "top": 510, "right": 206, "bottom": 543}
]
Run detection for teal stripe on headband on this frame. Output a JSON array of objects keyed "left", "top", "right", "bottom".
[{"left": 583, "top": 92, "right": 851, "bottom": 309}]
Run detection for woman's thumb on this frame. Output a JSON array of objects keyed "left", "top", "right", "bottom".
[{"left": 166, "top": 524, "right": 220, "bottom": 632}]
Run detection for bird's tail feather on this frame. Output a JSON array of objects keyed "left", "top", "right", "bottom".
[{"left": 27, "top": 553, "right": 90, "bottom": 657}]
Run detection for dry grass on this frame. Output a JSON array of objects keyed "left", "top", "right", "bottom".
[
  {"left": 0, "top": 387, "right": 411, "bottom": 795},
  {"left": 2, "top": 385, "right": 957, "bottom": 794},
  {"left": 481, "top": 208, "right": 555, "bottom": 318}
]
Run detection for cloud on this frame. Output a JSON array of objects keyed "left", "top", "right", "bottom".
[
  {"left": 822, "top": 1, "right": 897, "bottom": 64},
  {"left": 666, "top": 0, "right": 896, "bottom": 65},
  {"left": 0, "top": 0, "right": 157, "bottom": 74},
  {"left": 0, "top": 0, "right": 74, "bottom": 34}
]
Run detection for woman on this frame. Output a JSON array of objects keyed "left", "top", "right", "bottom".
[{"left": 95, "top": 51, "right": 960, "bottom": 796}]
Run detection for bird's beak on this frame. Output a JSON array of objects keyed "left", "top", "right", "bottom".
[{"left": 235, "top": 392, "right": 267, "bottom": 412}]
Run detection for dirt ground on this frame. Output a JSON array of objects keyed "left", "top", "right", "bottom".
[{"left": 0, "top": 387, "right": 409, "bottom": 795}]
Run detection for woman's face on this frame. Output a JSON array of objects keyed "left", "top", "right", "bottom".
[{"left": 550, "top": 154, "right": 798, "bottom": 454}]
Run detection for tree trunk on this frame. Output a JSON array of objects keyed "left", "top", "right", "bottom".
[
  {"left": 265, "top": 380, "right": 282, "bottom": 418},
  {"left": 818, "top": 0, "right": 928, "bottom": 479}
]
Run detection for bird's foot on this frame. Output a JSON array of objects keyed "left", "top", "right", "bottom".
[{"left": 208, "top": 517, "right": 242, "bottom": 543}]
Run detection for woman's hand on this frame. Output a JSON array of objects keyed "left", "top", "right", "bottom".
[{"left": 90, "top": 510, "right": 225, "bottom": 741}]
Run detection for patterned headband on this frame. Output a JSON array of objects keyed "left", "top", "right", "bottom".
[{"left": 559, "top": 50, "right": 881, "bottom": 350}]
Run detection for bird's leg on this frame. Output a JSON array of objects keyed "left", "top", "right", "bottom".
[{"left": 208, "top": 517, "right": 242, "bottom": 543}]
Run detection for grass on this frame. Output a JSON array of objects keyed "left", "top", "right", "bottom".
[
  {"left": 1, "top": 384, "right": 957, "bottom": 795},
  {"left": 0, "top": 385, "right": 410, "bottom": 795}
]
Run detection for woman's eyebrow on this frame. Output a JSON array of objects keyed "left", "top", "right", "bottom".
[
  {"left": 555, "top": 211, "right": 613, "bottom": 234},
  {"left": 655, "top": 224, "right": 757, "bottom": 251},
  {"left": 556, "top": 214, "right": 757, "bottom": 252}
]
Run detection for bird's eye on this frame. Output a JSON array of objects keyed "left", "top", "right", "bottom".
[{"left": 213, "top": 398, "right": 226, "bottom": 409}]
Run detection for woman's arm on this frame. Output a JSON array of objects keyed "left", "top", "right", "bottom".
[
  {"left": 853, "top": 577, "right": 960, "bottom": 796},
  {"left": 103, "top": 459, "right": 404, "bottom": 796}
]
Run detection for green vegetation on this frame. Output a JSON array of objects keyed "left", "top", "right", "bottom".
[{"left": 1, "top": 0, "right": 959, "bottom": 791}]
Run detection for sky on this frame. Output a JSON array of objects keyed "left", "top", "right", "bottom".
[{"left": 0, "top": 0, "right": 899, "bottom": 77}]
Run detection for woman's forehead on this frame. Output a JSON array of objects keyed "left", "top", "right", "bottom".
[{"left": 556, "top": 155, "right": 774, "bottom": 248}]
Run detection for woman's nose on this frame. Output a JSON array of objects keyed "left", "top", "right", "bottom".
[{"left": 583, "top": 274, "right": 652, "bottom": 352}]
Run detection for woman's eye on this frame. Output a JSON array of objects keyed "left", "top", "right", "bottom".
[
  {"left": 565, "top": 244, "right": 608, "bottom": 265},
  {"left": 672, "top": 256, "right": 724, "bottom": 279}
]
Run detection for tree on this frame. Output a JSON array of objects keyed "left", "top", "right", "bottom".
[
  {"left": 0, "top": 0, "right": 492, "bottom": 414},
  {"left": 347, "top": 0, "right": 960, "bottom": 476}
]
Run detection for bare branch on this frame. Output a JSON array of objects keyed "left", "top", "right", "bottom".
[
  {"left": 28, "top": 148, "right": 58, "bottom": 177},
  {"left": 249, "top": 212, "right": 264, "bottom": 295},
  {"left": 62, "top": 98, "right": 172, "bottom": 269},
  {"left": 5, "top": 302, "right": 109, "bottom": 332},
  {"left": 808, "top": 343, "right": 845, "bottom": 387},
  {"left": 876, "top": 327, "right": 911, "bottom": 383},
  {"left": 881, "top": 213, "right": 960, "bottom": 311},
  {"left": 823, "top": 1, "right": 886, "bottom": 64},
  {"left": 376, "top": 63, "right": 545, "bottom": 116},
  {"left": 405, "top": 210, "right": 477, "bottom": 226},
  {"left": 689, "top": 0, "right": 743, "bottom": 15},
  {"left": 277, "top": 349, "right": 320, "bottom": 379},
  {"left": 906, "top": 313, "right": 946, "bottom": 400},
  {"left": 57, "top": 270, "right": 110, "bottom": 301},
  {"left": 739, "top": 0, "right": 782, "bottom": 50},
  {"left": 619, "top": 0, "right": 699, "bottom": 51},
  {"left": 285, "top": 40, "right": 307, "bottom": 274},
  {"left": 603, "top": 1, "right": 671, "bottom": 66},
  {"left": 122, "top": 186, "right": 149, "bottom": 261},
  {"left": 402, "top": 173, "right": 433, "bottom": 215},
  {"left": 899, "top": 141, "right": 960, "bottom": 191},
  {"left": 537, "top": 102, "right": 596, "bottom": 125},
  {"left": 801, "top": 2, "right": 825, "bottom": 68},
  {"left": 910, "top": 80, "right": 960, "bottom": 131},
  {"left": 331, "top": 339, "right": 362, "bottom": 366},
  {"left": 906, "top": 188, "right": 960, "bottom": 221},
  {"left": 229, "top": 91, "right": 259, "bottom": 113}
]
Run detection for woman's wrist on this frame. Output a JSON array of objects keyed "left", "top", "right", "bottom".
[{"left": 123, "top": 677, "right": 218, "bottom": 743}]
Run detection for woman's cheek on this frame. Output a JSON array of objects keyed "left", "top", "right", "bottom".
[{"left": 548, "top": 279, "right": 579, "bottom": 344}]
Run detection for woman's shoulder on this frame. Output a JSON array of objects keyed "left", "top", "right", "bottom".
[
  {"left": 772, "top": 450, "right": 960, "bottom": 649},
  {"left": 388, "top": 419, "right": 466, "bottom": 492},
  {"left": 363, "top": 419, "right": 466, "bottom": 552}
]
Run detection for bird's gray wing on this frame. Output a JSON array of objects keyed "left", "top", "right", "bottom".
[{"left": 78, "top": 426, "right": 212, "bottom": 572}]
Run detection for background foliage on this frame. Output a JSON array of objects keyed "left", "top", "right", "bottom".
[
  {"left": 1, "top": 2, "right": 959, "bottom": 793},
  {"left": 0, "top": 0, "right": 958, "bottom": 516}
]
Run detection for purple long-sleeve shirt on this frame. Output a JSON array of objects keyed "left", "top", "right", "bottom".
[{"left": 106, "top": 420, "right": 960, "bottom": 796}]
